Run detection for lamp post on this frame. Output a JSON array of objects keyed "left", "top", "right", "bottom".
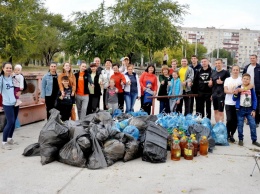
[
  {"left": 217, "top": 25, "right": 224, "bottom": 58},
  {"left": 195, "top": 34, "right": 200, "bottom": 55}
]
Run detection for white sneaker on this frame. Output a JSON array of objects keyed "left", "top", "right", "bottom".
[
  {"left": 7, "top": 139, "right": 18, "bottom": 145},
  {"left": 15, "top": 99, "right": 22, "bottom": 107},
  {"left": 2, "top": 143, "right": 12, "bottom": 150}
]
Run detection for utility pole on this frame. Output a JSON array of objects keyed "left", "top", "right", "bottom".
[{"left": 217, "top": 25, "right": 224, "bottom": 58}]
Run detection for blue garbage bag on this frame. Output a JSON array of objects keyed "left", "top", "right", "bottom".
[
  {"left": 130, "top": 110, "right": 148, "bottom": 117},
  {"left": 112, "top": 109, "right": 122, "bottom": 118},
  {"left": 123, "top": 125, "right": 139, "bottom": 140},
  {"left": 117, "top": 119, "right": 129, "bottom": 131},
  {"left": 212, "top": 122, "right": 229, "bottom": 146},
  {"left": 201, "top": 117, "right": 212, "bottom": 130}
]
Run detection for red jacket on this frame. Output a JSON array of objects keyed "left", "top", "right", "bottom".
[
  {"left": 139, "top": 72, "right": 158, "bottom": 96},
  {"left": 110, "top": 72, "right": 126, "bottom": 93}
]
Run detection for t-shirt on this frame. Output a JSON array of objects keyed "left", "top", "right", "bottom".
[
  {"left": 76, "top": 71, "right": 86, "bottom": 96},
  {"left": 211, "top": 69, "right": 230, "bottom": 98},
  {"left": 52, "top": 74, "right": 59, "bottom": 97},
  {"left": 179, "top": 66, "right": 188, "bottom": 90},
  {"left": 240, "top": 87, "right": 252, "bottom": 107},
  {"left": 246, "top": 64, "right": 255, "bottom": 86},
  {"left": 224, "top": 76, "right": 242, "bottom": 105}
]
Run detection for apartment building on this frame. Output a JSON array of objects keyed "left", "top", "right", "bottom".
[{"left": 179, "top": 27, "right": 260, "bottom": 67}]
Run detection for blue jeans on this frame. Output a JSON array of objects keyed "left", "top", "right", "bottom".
[
  {"left": 124, "top": 92, "right": 138, "bottom": 113},
  {"left": 3, "top": 105, "right": 19, "bottom": 142},
  {"left": 237, "top": 107, "right": 257, "bottom": 141},
  {"left": 159, "top": 100, "right": 170, "bottom": 113}
]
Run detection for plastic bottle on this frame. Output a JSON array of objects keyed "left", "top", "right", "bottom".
[
  {"left": 200, "top": 136, "right": 209, "bottom": 156},
  {"left": 180, "top": 136, "right": 187, "bottom": 157},
  {"left": 184, "top": 139, "right": 194, "bottom": 160},
  {"left": 171, "top": 140, "right": 181, "bottom": 161},
  {"left": 192, "top": 137, "right": 198, "bottom": 157}
]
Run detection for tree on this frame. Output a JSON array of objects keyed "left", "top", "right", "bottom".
[{"left": 209, "top": 49, "right": 234, "bottom": 65}]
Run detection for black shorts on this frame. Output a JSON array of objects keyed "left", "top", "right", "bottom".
[{"left": 213, "top": 97, "right": 225, "bottom": 112}]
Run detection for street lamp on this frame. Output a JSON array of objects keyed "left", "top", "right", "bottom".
[
  {"left": 195, "top": 34, "right": 200, "bottom": 55},
  {"left": 217, "top": 25, "right": 224, "bottom": 58}
]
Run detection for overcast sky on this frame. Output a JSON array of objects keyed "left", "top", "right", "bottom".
[{"left": 44, "top": 0, "right": 260, "bottom": 30}]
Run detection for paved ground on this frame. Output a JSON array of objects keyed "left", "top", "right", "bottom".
[{"left": 1, "top": 100, "right": 260, "bottom": 194}]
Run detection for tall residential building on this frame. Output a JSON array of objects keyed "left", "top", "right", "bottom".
[{"left": 179, "top": 27, "right": 260, "bottom": 67}]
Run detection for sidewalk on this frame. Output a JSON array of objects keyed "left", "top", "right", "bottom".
[{"left": 1, "top": 98, "right": 260, "bottom": 194}]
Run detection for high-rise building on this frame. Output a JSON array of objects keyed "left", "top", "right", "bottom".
[{"left": 179, "top": 27, "right": 260, "bottom": 67}]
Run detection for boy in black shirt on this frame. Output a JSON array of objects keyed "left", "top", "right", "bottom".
[
  {"left": 208, "top": 59, "right": 230, "bottom": 122},
  {"left": 56, "top": 76, "right": 75, "bottom": 121}
]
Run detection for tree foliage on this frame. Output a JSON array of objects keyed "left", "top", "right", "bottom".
[{"left": 209, "top": 49, "right": 233, "bottom": 65}]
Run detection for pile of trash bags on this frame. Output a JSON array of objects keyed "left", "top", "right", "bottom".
[{"left": 23, "top": 109, "right": 167, "bottom": 169}]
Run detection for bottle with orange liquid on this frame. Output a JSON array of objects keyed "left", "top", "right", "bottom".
[
  {"left": 184, "top": 139, "right": 194, "bottom": 160},
  {"left": 191, "top": 137, "right": 198, "bottom": 157},
  {"left": 200, "top": 136, "right": 209, "bottom": 156},
  {"left": 180, "top": 136, "right": 187, "bottom": 157},
  {"left": 171, "top": 139, "right": 181, "bottom": 161}
]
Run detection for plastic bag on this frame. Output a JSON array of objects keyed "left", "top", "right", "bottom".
[
  {"left": 117, "top": 119, "right": 129, "bottom": 131},
  {"left": 129, "top": 110, "right": 148, "bottom": 117},
  {"left": 129, "top": 117, "right": 148, "bottom": 132},
  {"left": 123, "top": 125, "right": 139, "bottom": 140},
  {"left": 201, "top": 117, "right": 212, "bottom": 130},
  {"left": 38, "top": 109, "right": 70, "bottom": 165},
  {"left": 124, "top": 139, "right": 139, "bottom": 162},
  {"left": 212, "top": 122, "right": 229, "bottom": 146},
  {"left": 112, "top": 109, "right": 122, "bottom": 118},
  {"left": 23, "top": 143, "right": 40, "bottom": 156},
  {"left": 103, "top": 139, "right": 125, "bottom": 166}
]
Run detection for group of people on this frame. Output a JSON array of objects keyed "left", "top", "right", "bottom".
[{"left": 1, "top": 54, "right": 260, "bottom": 150}]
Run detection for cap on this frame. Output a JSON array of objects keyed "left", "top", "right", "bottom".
[
  {"left": 146, "top": 80, "right": 152, "bottom": 85},
  {"left": 90, "top": 62, "right": 97, "bottom": 67},
  {"left": 124, "top": 56, "right": 129, "bottom": 60}
]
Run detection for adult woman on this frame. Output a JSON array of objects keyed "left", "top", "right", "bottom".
[
  {"left": 100, "top": 59, "right": 114, "bottom": 110},
  {"left": 158, "top": 65, "right": 171, "bottom": 113},
  {"left": 224, "top": 65, "right": 242, "bottom": 143},
  {"left": 0, "top": 62, "right": 20, "bottom": 150},
  {"left": 124, "top": 64, "right": 141, "bottom": 113},
  {"left": 74, "top": 61, "right": 92, "bottom": 119},
  {"left": 110, "top": 64, "right": 126, "bottom": 111},
  {"left": 87, "top": 62, "right": 102, "bottom": 114},
  {"left": 41, "top": 62, "right": 59, "bottom": 119},
  {"left": 139, "top": 64, "right": 158, "bottom": 114}
]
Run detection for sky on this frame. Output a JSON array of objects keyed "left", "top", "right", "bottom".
[{"left": 44, "top": 0, "right": 260, "bottom": 30}]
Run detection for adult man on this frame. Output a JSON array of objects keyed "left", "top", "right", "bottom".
[
  {"left": 189, "top": 55, "right": 202, "bottom": 114},
  {"left": 176, "top": 58, "right": 194, "bottom": 115},
  {"left": 194, "top": 58, "right": 212, "bottom": 119},
  {"left": 87, "top": 57, "right": 103, "bottom": 75},
  {"left": 119, "top": 57, "right": 130, "bottom": 73},
  {"left": 243, "top": 54, "right": 260, "bottom": 126},
  {"left": 208, "top": 59, "right": 230, "bottom": 122},
  {"left": 169, "top": 59, "right": 178, "bottom": 75}
]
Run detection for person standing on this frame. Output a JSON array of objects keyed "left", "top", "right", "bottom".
[
  {"left": 110, "top": 64, "right": 126, "bottom": 111},
  {"left": 194, "top": 58, "right": 212, "bottom": 119},
  {"left": 243, "top": 54, "right": 260, "bottom": 127},
  {"left": 119, "top": 57, "right": 130, "bottom": 73},
  {"left": 169, "top": 59, "right": 178, "bottom": 75},
  {"left": 0, "top": 62, "right": 20, "bottom": 150},
  {"left": 176, "top": 58, "right": 194, "bottom": 115},
  {"left": 74, "top": 61, "right": 92, "bottom": 119},
  {"left": 41, "top": 62, "right": 59, "bottom": 119},
  {"left": 224, "top": 65, "right": 242, "bottom": 142},
  {"left": 163, "top": 51, "right": 169, "bottom": 65},
  {"left": 100, "top": 59, "right": 114, "bottom": 110},
  {"left": 87, "top": 57, "right": 103, "bottom": 75},
  {"left": 208, "top": 59, "right": 230, "bottom": 123},
  {"left": 158, "top": 65, "right": 171, "bottom": 113},
  {"left": 105, "top": 79, "right": 118, "bottom": 115},
  {"left": 139, "top": 64, "right": 158, "bottom": 114},
  {"left": 189, "top": 55, "right": 201, "bottom": 114},
  {"left": 87, "top": 62, "right": 102, "bottom": 114},
  {"left": 124, "top": 64, "right": 141, "bottom": 113}
]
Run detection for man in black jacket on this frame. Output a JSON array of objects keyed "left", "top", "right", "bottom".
[
  {"left": 194, "top": 58, "right": 212, "bottom": 119},
  {"left": 243, "top": 54, "right": 260, "bottom": 126}
]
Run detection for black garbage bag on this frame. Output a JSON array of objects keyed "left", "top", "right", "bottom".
[
  {"left": 64, "top": 120, "right": 85, "bottom": 139},
  {"left": 129, "top": 116, "right": 148, "bottom": 132},
  {"left": 79, "top": 113, "right": 97, "bottom": 128},
  {"left": 91, "top": 124, "right": 110, "bottom": 142},
  {"left": 124, "top": 139, "right": 139, "bottom": 162},
  {"left": 142, "top": 122, "right": 168, "bottom": 163},
  {"left": 39, "top": 109, "right": 70, "bottom": 165},
  {"left": 95, "top": 111, "right": 112, "bottom": 124},
  {"left": 103, "top": 139, "right": 125, "bottom": 166},
  {"left": 87, "top": 128, "right": 107, "bottom": 169},
  {"left": 22, "top": 143, "right": 40, "bottom": 156},
  {"left": 59, "top": 135, "right": 88, "bottom": 167}
]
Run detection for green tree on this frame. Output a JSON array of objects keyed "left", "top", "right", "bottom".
[{"left": 210, "top": 49, "right": 234, "bottom": 65}]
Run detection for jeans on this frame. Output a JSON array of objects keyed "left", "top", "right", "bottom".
[
  {"left": 159, "top": 100, "right": 170, "bottom": 113},
  {"left": 103, "top": 89, "right": 108, "bottom": 110},
  {"left": 118, "top": 92, "right": 124, "bottom": 111},
  {"left": 87, "top": 94, "right": 100, "bottom": 114},
  {"left": 190, "top": 95, "right": 199, "bottom": 114},
  {"left": 45, "top": 95, "right": 57, "bottom": 119},
  {"left": 226, "top": 105, "right": 237, "bottom": 137},
  {"left": 57, "top": 104, "right": 72, "bottom": 121},
  {"left": 197, "top": 93, "right": 211, "bottom": 119},
  {"left": 124, "top": 92, "right": 138, "bottom": 113},
  {"left": 2, "top": 105, "right": 19, "bottom": 142},
  {"left": 75, "top": 95, "right": 89, "bottom": 119},
  {"left": 237, "top": 107, "right": 257, "bottom": 141},
  {"left": 176, "top": 90, "right": 191, "bottom": 116}
]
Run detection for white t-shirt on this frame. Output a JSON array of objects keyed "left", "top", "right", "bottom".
[
  {"left": 224, "top": 76, "right": 242, "bottom": 105},
  {"left": 240, "top": 87, "right": 252, "bottom": 107},
  {"left": 247, "top": 64, "right": 255, "bottom": 86}
]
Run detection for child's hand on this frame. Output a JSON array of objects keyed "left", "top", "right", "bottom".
[
  {"left": 61, "top": 91, "right": 65, "bottom": 97},
  {"left": 233, "top": 89, "right": 239, "bottom": 95},
  {"left": 251, "top": 111, "right": 256, "bottom": 118}
]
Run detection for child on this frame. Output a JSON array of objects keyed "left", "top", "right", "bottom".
[
  {"left": 167, "top": 71, "right": 183, "bottom": 112},
  {"left": 56, "top": 76, "right": 75, "bottom": 121},
  {"left": 105, "top": 79, "right": 118, "bottom": 114},
  {"left": 143, "top": 81, "right": 154, "bottom": 114},
  {"left": 12, "top": 64, "right": 24, "bottom": 106},
  {"left": 233, "top": 73, "right": 260, "bottom": 147}
]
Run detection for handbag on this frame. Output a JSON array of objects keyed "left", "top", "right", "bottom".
[{"left": 71, "top": 106, "right": 76, "bottom": 121}]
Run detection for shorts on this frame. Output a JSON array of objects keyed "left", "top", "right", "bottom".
[{"left": 213, "top": 97, "right": 225, "bottom": 112}]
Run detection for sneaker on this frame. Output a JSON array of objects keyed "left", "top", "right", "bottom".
[
  {"left": 15, "top": 99, "right": 22, "bottom": 107},
  {"left": 229, "top": 136, "right": 235, "bottom": 143},
  {"left": 252, "top": 141, "right": 260, "bottom": 147},
  {"left": 238, "top": 140, "right": 243, "bottom": 146},
  {"left": 2, "top": 143, "right": 12, "bottom": 150},
  {"left": 7, "top": 139, "right": 18, "bottom": 145}
]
